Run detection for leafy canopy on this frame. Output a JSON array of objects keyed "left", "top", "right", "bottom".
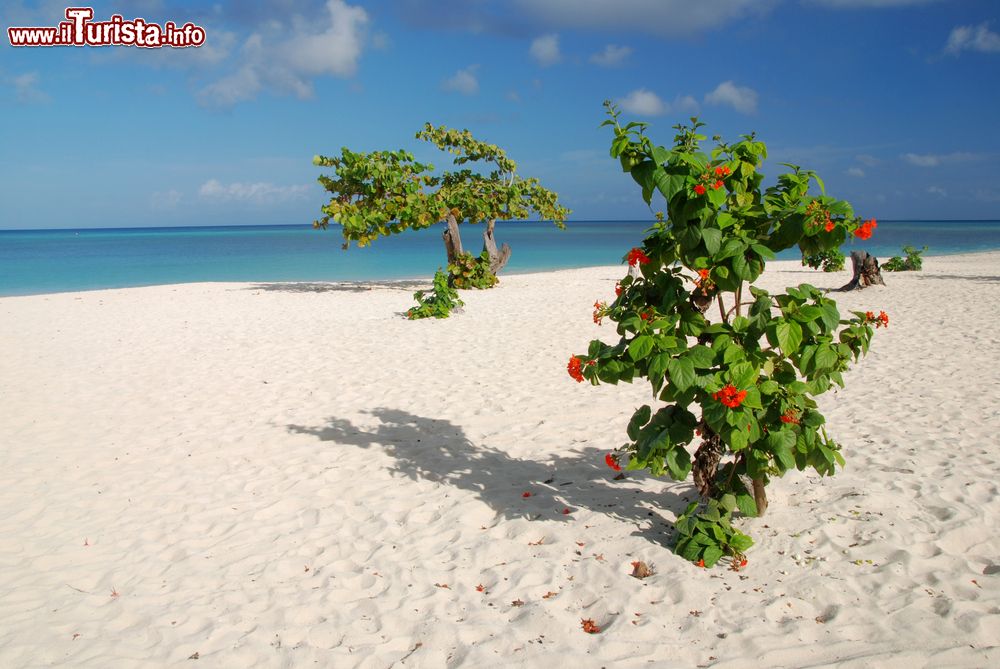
[{"left": 313, "top": 123, "right": 570, "bottom": 248}]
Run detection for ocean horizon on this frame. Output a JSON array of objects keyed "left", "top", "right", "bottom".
[{"left": 2, "top": 219, "right": 999, "bottom": 297}]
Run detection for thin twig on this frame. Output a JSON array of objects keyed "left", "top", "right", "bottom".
[{"left": 717, "top": 294, "right": 726, "bottom": 323}]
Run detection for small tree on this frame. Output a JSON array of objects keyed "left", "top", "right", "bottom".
[
  {"left": 571, "top": 103, "right": 887, "bottom": 568},
  {"left": 312, "top": 124, "right": 570, "bottom": 278}
]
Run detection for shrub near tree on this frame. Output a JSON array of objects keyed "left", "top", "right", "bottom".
[
  {"left": 570, "top": 103, "right": 888, "bottom": 568},
  {"left": 312, "top": 124, "right": 570, "bottom": 317}
]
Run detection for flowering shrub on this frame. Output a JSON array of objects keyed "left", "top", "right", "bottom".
[{"left": 571, "top": 103, "right": 886, "bottom": 567}]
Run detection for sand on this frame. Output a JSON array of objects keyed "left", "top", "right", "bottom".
[{"left": 1, "top": 253, "right": 999, "bottom": 668}]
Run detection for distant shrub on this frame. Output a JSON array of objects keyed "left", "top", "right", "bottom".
[
  {"left": 882, "top": 245, "right": 927, "bottom": 272},
  {"left": 407, "top": 270, "right": 464, "bottom": 319},
  {"left": 802, "top": 249, "right": 846, "bottom": 272},
  {"left": 448, "top": 251, "right": 499, "bottom": 289}
]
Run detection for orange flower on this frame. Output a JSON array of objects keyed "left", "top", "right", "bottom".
[
  {"left": 694, "top": 184, "right": 706, "bottom": 195},
  {"left": 581, "top": 618, "right": 601, "bottom": 634},
  {"left": 780, "top": 409, "right": 800, "bottom": 425},
  {"left": 712, "top": 384, "right": 747, "bottom": 408},
  {"left": 605, "top": 453, "right": 622, "bottom": 471},
  {"left": 567, "top": 356, "right": 584, "bottom": 383},
  {"left": 696, "top": 559, "right": 705, "bottom": 568}
]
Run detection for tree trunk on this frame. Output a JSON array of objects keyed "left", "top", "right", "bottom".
[
  {"left": 442, "top": 214, "right": 464, "bottom": 265},
  {"left": 837, "top": 250, "right": 885, "bottom": 291},
  {"left": 482, "top": 219, "right": 512, "bottom": 274},
  {"left": 752, "top": 478, "right": 768, "bottom": 517}
]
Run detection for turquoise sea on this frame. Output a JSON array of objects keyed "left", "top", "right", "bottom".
[{"left": 1, "top": 220, "right": 999, "bottom": 297}]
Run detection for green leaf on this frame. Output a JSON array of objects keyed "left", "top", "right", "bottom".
[
  {"left": 702, "top": 545, "right": 725, "bottom": 568},
  {"left": 628, "top": 335, "right": 655, "bottom": 362},
  {"left": 729, "top": 533, "right": 754, "bottom": 552},
  {"left": 715, "top": 238, "right": 745, "bottom": 260},
  {"left": 735, "top": 493, "right": 758, "bottom": 517},
  {"left": 728, "top": 427, "right": 748, "bottom": 451},
  {"left": 720, "top": 494, "right": 737, "bottom": 512},
  {"left": 728, "top": 362, "right": 757, "bottom": 388},
  {"left": 776, "top": 320, "right": 803, "bottom": 355},
  {"left": 732, "top": 253, "right": 751, "bottom": 281},
  {"left": 667, "top": 356, "right": 696, "bottom": 391},
  {"left": 665, "top": 447, "right": 692, "bottom": 480},
  {"left": 648, "top": 352, "right": 671, "bottom": 382},
  {"left": 685, "top": 345, "right": 716, "bottom": 369},
  {"left": 814, "top": 344, "right": 839, "bottom": 371},
  {"left": 627, "top": 405, "right": 651, "bottom": 441},
  {"left": 702, "top": 227, "right": 722, "bottom": 255}
]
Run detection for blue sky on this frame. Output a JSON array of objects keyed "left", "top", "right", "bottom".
[{"left": 1, "top": 0, "right": 999, "bottom": 229}]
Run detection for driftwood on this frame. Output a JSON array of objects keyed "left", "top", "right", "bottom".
[
  {"left": 482, "top": 219, "right": 512, "bottom": 274},
  {"left": 837, "top": 250, "right": 885, "bottom": 291}
]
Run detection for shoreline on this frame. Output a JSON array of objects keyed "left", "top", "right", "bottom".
[{"left": 4, "top": 249, "right": 1000, "bottom": 300}]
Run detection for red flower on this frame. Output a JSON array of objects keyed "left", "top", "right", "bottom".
[
  {"left": 562, "top": 508, "right": 571, "bottom": 515},
  {"left": 605, "top": 453, "right": 622, "bottom": 471},
  {"left": 615, "top": 281, "right": 623, "bottom": 296},
  {"left": 824, "top": 219, "right": 835, "bottom": 232},
  {"left": 567, "top": 356, "right": 584, "bottom": 383},
  {"left": 694, "top": 184, "right": 706, "bottom": 195},
  {"left": 877, "top": 311, "right": 889, "bottom": 328},
  {"left": 780, "top": 409, "right": 800, "bottom": 425},
  {"left": 853, "top": 218, "right": 877, "bottom": 240},
  {"left": 476, "top": 584, "right": 486, "bottom": 592},
  {"left": 640, "top": 309, "right": 654, "bottom": 321},
  {"left": 627, "top": 247, "right": 651, "bottom": 266},
  {"left": 696, "top": 559, "right": 705, "bottom": 568},
  {"left": 712, "top": 384, "right": 747, "bottom": 408},
  {"left": 522, "top": 491, "right": 532, "bottom": 498},
  {"left": 741, "top": 558, "right": 748, "bottom": 567},
  {"left": 581, "top": 618, "right": 601, "bottom": 634},
  {"left": 592, "top": 300, "right": 606, "bottom": 325},
  {"left": 714, "top": 165, "right": 730, "bottom": 177},
  {"left": 698, "top": 268, "right": 710, "bottom": 280},
  {"left": 713, "top": 180, "right": 724, "bottom": 190}
]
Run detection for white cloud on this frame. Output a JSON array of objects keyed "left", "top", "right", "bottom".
[
  {"left": 9, "top": 71, "right": 49, "bottom": 103},
  {"left": 704, "top": 80, "right": 758, "bottom": 114},
  {"left": 199, "top": 179, "right": 310, "bottom": 204},
  {"left": 673, "top": 95, "right": 701, "bottom": 114},
  {"left": 506, "top": 90, "right": 521, "bottom": 102},
  {"left": 902, "top": 151, "right": 978, "bottom": 167},
  {"left": 619, "top": 88, "right": 666, "bottom": 116},
  {"left": 150, "top": 189, "right": 183, "bottom": 210},
  {"left": 927, "top": 186, "right": 947, "bottom": 197},
  {"left": 856, "top": 154, "right": 880, "bottom": 166},
  {"left": 198, "top": 0, "right": 368, "bottom": 107},
  {"left": 846, "top": 167, "right": 865, "bottom": 177},
  {"left": 441, "top": 65, "right": 480, "bottom": 95},
  {"left": 589, "top": 44, "right": 632, "bottom": 67},
  {"left": 530, "top": 34, "right": 561, "bottom": 66},
  {"left": 945, "top": 22, "right": 1000, "bottom": 55},
  {"left": 618, "top": 89, "right": 700, "bottom": 116}
]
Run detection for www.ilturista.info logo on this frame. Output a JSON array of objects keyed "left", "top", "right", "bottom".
[{"left": 8, "top": 7, "right": 206, "bottom": 48}]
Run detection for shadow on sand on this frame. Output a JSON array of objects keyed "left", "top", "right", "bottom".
[
  {"left": 288, "top": 407, "right": 698, "bottom": 547},
  {"left": 245, "top": 280, "right": 429, "bottom": 294}
]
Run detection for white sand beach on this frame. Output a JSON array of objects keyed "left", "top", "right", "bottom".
[{"left": 1, "top": 253, "right": 999, "bottom": 668}]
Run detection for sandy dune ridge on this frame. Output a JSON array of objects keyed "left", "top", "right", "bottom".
[{"left": 1, "top": 253, "right": 999, "bottom": 668}]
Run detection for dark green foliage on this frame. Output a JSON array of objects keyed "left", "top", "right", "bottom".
[
  {"left": 882, "top": 245, "right": 927, "bottom": 272},
  {"left": 802, "top": 249, "right": 846, "bottom": 272},
  {"left": 407, "top": 270, "right": 464, "bottom": 320}
]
